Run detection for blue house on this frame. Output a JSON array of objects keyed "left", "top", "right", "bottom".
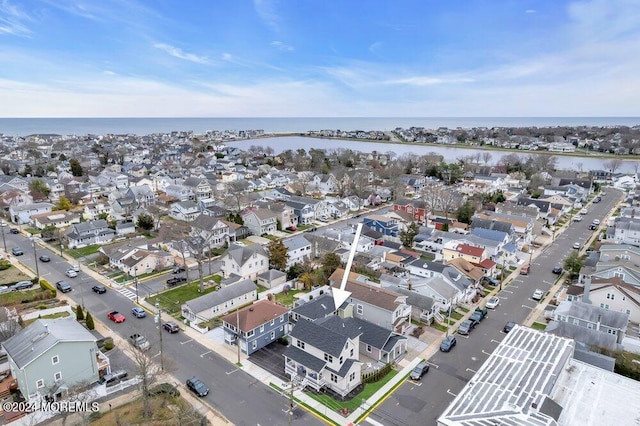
[
  {"left": 221, "top": 300, "right": 290, "bottom": 355},
  {"left": 363, "top": 214, "right": 399, "bottom": 237}
]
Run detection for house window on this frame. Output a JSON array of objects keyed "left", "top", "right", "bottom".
[
  {"left": 607, "top": 329, "right": 617, "bottom": 335},
  {"left": 350, "top": 348, "right": 354, "bottom": 357},
  {"left": 607, "top": 293, "right": 615, "bottom": 300},
  {"left": 54, "top": 372, "right": 62, "bottom": 381},
  {"left": 324, "top": 353, "right": 333, "bottom": 363},
  {"left": 349, "top": 372, "right": 356, "bottom": 382},
  {"left": 270, "top": 331, "right": 275, "bottom": 340},
  {"left": 252, "top": 340, "right": 257, "bottom": 349},
  {"left": 36, "top": 379, "right": 45, "bottom": 389},
  {"left": 281, "top": 315, "right": 284, "bottom": 322},
  {"left": 339, "top": 356, "right": 343, "bottom": 364},
  {"left": 52, "top": 355, "right": 59, "bottom": 365},
  {"left": 260, "top": 325, "right": 264, "bottom": 333},
  {"left": 573, "top": 319, "right": 579, "bottom": 325},
  {"left": 297, "top": 340, "right": 305, "bottom": 350},
  {"left": 366, "top": 344, "right": 372, "bottom": 353},
  {"left": 356, "top": 304, "right": 363, "bottom": 315},
  {"left": 270, "top": 319, "right": 275, "bottom": 326},
  {"left": 247, "top": 330, "right": 254, "bottom": 337},
  {"left": 587, "top": 323, "right": 594, "bottom": 329},
  {"left": 626, "top": 309, "right": 631, "bottom": 315},
  {"left": 330, "top": 373, "right": 338, "bottom": 383}
]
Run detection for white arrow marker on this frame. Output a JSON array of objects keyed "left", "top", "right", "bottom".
[{"left": 332, "top": 222, "right": 363, "bottom": 310}]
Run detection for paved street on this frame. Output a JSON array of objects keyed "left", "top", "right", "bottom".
[{"left": 367, "top": 190, "right": 622, "bottom": 426}]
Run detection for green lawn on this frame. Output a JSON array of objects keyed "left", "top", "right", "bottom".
[
  {"left": 147, "top": 282, "right": 220, "bottom": 314},
  {"left": 66, "top": 244, "right": 101, "bottom": 258},
  {"left": 274, "top": 289, "right": 304, "bottom": 307},
  {"left": 531, "top": 322, "right": 547, "bottom": 330},
  {"left": 432, "top": 322, "right": 448, "bottom": 332},
  {"left": 0, "top": 288, "right": 45, "bottom": 305},
  {"left": 305, "top": 370, "right": 399, "bottom": 412},
  {"left": 450, "top": 311, "right": 463, "bottom": 321},
  {"left": 0, "top": 265, "right": 31, "bottom": 285},
  {"left": 24, "top": 311, "right": 70, "bottom": 326}
]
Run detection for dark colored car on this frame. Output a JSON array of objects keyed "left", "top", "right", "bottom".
[
  {"left": 11, "top": 247, "right": 23, "bottom": 256},
  {"left": 458, "top": 319, "right": 475, "bottom": 335},
  {"left": 9, "top": 228, "right": 19, "bottom": 234},
  {"left": 440, "top": 335, "right": 457, "bottom": 352},
  {"left": 166, "top": 276, "right": 187, "bottom": 286},
  {"left": 503, "top": 321, "right": 516, "bottom": 333},
  {"left": 38, "top": 255, "right": 51, "bottom": 262},
  {"left": 410, "top": 361, "right": 430, "bottom": 381},
  {"left": 593, "top": 197, "right": 601, "bottom": 203},
  {"left": 55, "top": 280, "right": 72, "bottom": 293},
  {"left": 172, "top": 265, "right": 186, "bottom": 274},
  {"left": 481, "top": 276, "right": 500, "bottom": 287},
  {"left": 92, "top": 285, "right": 107, "bottom": 294},
  {"left": 163, "top": 321, "right": 180, "bottom": 333},
  {"left": 11, "top": 280, "right": 34, "bottom": 291},
  {"left": 589, "top": 224, "right": 598, "bottom": 230},
  {"left": 186, "top": 376, "right": 209, "bottom": 397},
  {"left": 472, "top": 307, "right": 488, "bottom": 321},
  {"left": 552, "top": 266, "right": 563, "bottom": 274},
  {"left": 131, "top": 307, "right": 147, "bottom": 318}
]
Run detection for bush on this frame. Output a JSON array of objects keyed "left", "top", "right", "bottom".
[
  {"left": 103, "top": 340, "right": 114, "bottom": 351},
  {"left": 0, "top": 260, "right": 11, "bottom": 270},
  {"left": 85, "top": 312, "right": 95, "bottom": 330},
  {"left": 76, "top": 305, "right": 84, "bottom": 321},
  {"left": 37, "top": 304, "right": 47, "bottom": 310},
  {"left": 40, "top": 279, "right": 57, "bottom": 297}
]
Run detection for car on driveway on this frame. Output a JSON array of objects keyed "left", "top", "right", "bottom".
[
  {"left": 131, "top": 307, "right": 147, "bottom": 318},
  {"left": 486, "top": 296, "right": 500, "bottom": 309},
  {"left": 166, "top": 276, "right": 187, "bottom": 286},
  {"left": 65, "top": 269, "right": 78, "bottom": 278},
  {"left": 101, "top": 369, "right": 128, "bottom": 385},
  {"left": 163, "top": 321, "right": 180, "bottom": 333},
  {"left": 107, "top": 311, "right": 126, "bottom": 323},
  {"left": 440, "top": 335, "right": 457, "bottom": 352},
  {"left": 55, "top": 280, "right": 72, "bottom": 293},
  {"left": 503, "top": 321, "right": 516, "bottom": 333},
  {"left": 11, "top": 280, "right": 34, "bottom": 291},
  {"left": 552, "top": 266, "right": 563, "bottom": 274},
  {"left": 458, "top": 319, "right": 475, "bottom": 336},
  {"left": 186, "top": 376, "right": 209, "bottom": 397},
  {"left": 38, "top": 255, "right": 51, "bottom": 262},
  {"left": 532, "top": 289, "right": 545, "bottom": 301},
  {"left": 410, "top": 361, "right": 430, "bottom": 381},
  {"left": 92, "top": 285, "right": 107, "bottom": 294},
  {"left": 11, "top": 247, "right": 23, "bottom": 256}
]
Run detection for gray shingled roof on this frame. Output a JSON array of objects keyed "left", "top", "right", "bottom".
[
  {"left": 226, "top": 244, "right": 268, "bottom": 266},
  {"left": 184, "top": 279, "right": 257, "bottom": 314},
  {"left": 282, "top": 345, "right": 327, "bottom": 372},
  {"left": 289, "top": 318, "right": 347, "bottom": 357},
  {"left": 283, "top": 235, "right": 311, "bottom": 251},
  {"left": 291, "top": 294, "right": 336, "bottom": 321},
  {"left": 554, "top": 300, "right": 629, "bottom": 329},
  {"left": 318, "top": 316, "right": 404, "bottom": 351},
  {"left": 2, "top": 318, "right": 96, "bottom": 369}
]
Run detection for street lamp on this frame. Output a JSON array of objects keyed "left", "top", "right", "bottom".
[
  {"left": 155, "top": 302, "right": 164, "bottom": 371},
  {"left": 31, "top": 237, "right": 40, "bottom": 281}
]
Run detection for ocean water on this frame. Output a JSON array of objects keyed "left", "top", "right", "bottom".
[{"left": 0, "top": 117, "right": 639, "bottom": 137}]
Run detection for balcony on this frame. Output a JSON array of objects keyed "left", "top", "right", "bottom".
[{"left": 284, "top": 364, "right": 325, "bottom": 391}]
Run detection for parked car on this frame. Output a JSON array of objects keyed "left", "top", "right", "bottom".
[
  {"left": 458, "top": 319, "right": 475, "bottom": 336},
  {"left": 172, "top": 265, "right": 186, "bottom": 274},
  {"left": 481, "top": 276, "right": 500, "bottom": 287},
  {"left": 589, "top": 224, "right": 598, "bottom": 230},
  {"left": 38, "top": 255, "right": 51, "bottom": 262},
  {"left": 286, "top": 226, "right": 297, "bottom": 231},
  {"left": 11, "top": 247, "right": 23, "bottom": 256},
  {"left": 592, "top": 219, "right": 600, "bottom": 225},
  {"left": 572, "top": 242, "right": 581, "bottom": 250},
  {"left": 92, "top": 285, "right": 107, "bottom": 294},
  {"left": 186, "top": 376, "right": 209, "bottom": 397},
  {"left": 163, "top": 321, "right": 180, "bottom": 333},
  {"left": 503, "top": 321, "right": 516, "bottom": 333},
  {"left": 55, "top": 280, "right": 72, "bottom": 293},
  {"left": 572, "top": 215, "right": 582, "bottom": 222},
  {"left": 166, "top": 276, "right": 187, "bottom": 286},
  {"left": 486, "top": 296, "right": 500, "bottom": 309},
  {"left": 552, "top": 266, "right": 563, "bottom": 274},
  {"left": 131, "top": 307, "right": 147, "bottom": 318},
  {"left": 440, "top": 335, "right": 457, "bottom": 352},
  {"left": 410, "top": 361, "right": 430, "bottom": 381},
  {"left": 471, "top": 307, "right": 488, "bottom": 322},
  {"left": 580, "top": 208, "right": 588, "bottom": 215},
  {"left": 101, "top": 370, "right": 128, "bottom": 385},
  {"left": 0, "top": 286, "right": 11, "bottom": 294},
  {"left": 107, "top": 311, "right": 126, "bottom": 323},
  {"left": 593, "top": 197, "right": 601, "bottom": 203},
  {"left": 532, "top": 289, "right": 545, "bottom": 301},
  {"left": 9, "top": 228, "right": 19, "bottom": 234},
  {"left": 520, "top": 264, "right": 530, "bottom": 275},
  {"left": 10, "top": 280, "right": 33, "bottom": 291},
  {"left": 65, "top": 269, "right": 78, "bottom": 278}
]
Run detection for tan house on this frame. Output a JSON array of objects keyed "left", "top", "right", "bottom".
[
  {"left": 442, "top": 243, "right": 487, "bottom": 264},
  {"left": 31, "top": 210, "right": 82, "bottom": 230}
]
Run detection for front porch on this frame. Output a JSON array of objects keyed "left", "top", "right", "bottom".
[{"left": 284, "top": 361, "right": 325, "bottom": 391}]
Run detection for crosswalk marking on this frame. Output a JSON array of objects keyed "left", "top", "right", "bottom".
[{"left": 118, "top": 286, "right": 137, "bottom": 301}]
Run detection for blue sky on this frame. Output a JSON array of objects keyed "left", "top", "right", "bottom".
[{"left": 0, "top": 0, "right": 639, "bottom": 117}]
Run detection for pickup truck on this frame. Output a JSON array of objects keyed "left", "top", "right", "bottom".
[{"left": 129, "top": 334, "right": 150, "bottom": 351}]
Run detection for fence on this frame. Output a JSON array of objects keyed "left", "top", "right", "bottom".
[{"left": 189, "top": 321, "right": 209, "bottom": 334}]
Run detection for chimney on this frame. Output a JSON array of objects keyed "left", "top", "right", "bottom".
[
  {"left": 596, "top": 314, "right": 601, "bottom": 331},
  {"left": 583, "top": 276, "right": 592, "bottom": 304}
]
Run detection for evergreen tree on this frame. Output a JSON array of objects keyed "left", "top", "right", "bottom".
[
  {"left": 85, "top": 312, "right": 95, "bottom": 330},
  {"left": 76, "top": 305, "right": 84, "bottom": 321},
  {"left": 69, "top": 158, "right": 83, "bottom": 176},
  {"left": 456, "top": 201, "right": 476, "bottom": 224},
  {"left": 267, "top": 239, "right": 289, "bottom": 271},
  {"left": 136, "top": 213, "right": 155, "bottom": 231},
  {"left": 399, "top": 222, "right": 420, "bottom": 247},
  {"left": 321, "top": 252, "right": 342, "bottom": 278}
]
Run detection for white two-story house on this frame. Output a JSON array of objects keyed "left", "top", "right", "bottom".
[
  {"left": 283, "top": 235, "right": 312, "bottom": 267},
  {"left": 220, "top": 244, "right": 270, "bottom": 281}
]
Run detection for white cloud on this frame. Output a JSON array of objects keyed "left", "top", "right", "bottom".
[
  {"left": 386, "top": 76, "right": 475, "bottom": 86},
  {"left": 254, "top": 0, "right": 280, "bottom": 31},
  {"left": 153, "top": 43, "right": 210, "bottom": 64},
  {"left": 270, "top": 40, "right": 293, "bottom": 51},
  {"left": 0, "top": 0, "right": 32, "bottom": 36},
  {"left": 525, "top": 9, "right": 536, "bottom": 14},
  {"left": 368, "top": 41, "right": 383, "bottom": 54}
]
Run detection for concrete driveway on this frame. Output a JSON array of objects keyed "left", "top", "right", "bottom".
[{"left": 249, "top": 341, "right": 290, "bottom": 382}]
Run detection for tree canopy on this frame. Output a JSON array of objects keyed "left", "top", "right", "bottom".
[
  {"left": 69, "top": 158, "right": 83, "bottom": 176},
  {"left": 399, "top": 222, "right": 420, "bottom": 248},
  {"left": 267, "top": 239, "right": 289, "bottom": 271},
  {"left": 563, "top": 251, "right": 585, "bottom": 277}
]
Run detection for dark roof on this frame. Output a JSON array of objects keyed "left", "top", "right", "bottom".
[
  {"left": 325, "top": 358, "right": 358, "bottom": 377},
  {"left": 185, "top": 279, "right": 257, "bottom": 313},
  {"left": 470, "top": 217, "right": 513, "bottom": 234},
  {"left": 516, "top": 197, "right": 551, "bottom": 211},
  {"left": 282, "top": 345, "right": 327, "bottom": 372},
  {"left": 221, "top": 300, "right": 289, "bottom": 332},
  {"left": 317, "top": 316, "right": 405, "bottom": 352},
  {"left": 289, "top": 317, "right": 348, "bottom": 357},
  {"left": 291, "top": 294, "right": 336, "bottom": 321}
]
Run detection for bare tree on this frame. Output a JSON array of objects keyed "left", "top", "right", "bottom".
[
  {"left": 481, "top": 152, "right": 493, "bottom": 165},
  {"left": 604, "top": 158, "right": 623, "bottom": 174},
  {"left": 128, "top": 344, "right": 162, "bottom": 419},
  {"left": 220, "top": 180, "right": 250, "bottom": 212},
  {"left": 348, "top": 170, "right": 371, "bottom": 210},
  {"left": 184, "top": 235, "right": 214, "bottom": 293},
  {"left": 0, "top": 307, "right": 21, "bottom": 340},
  {"left": 145, "top": 204, "right": 168, "bottom": 230}
]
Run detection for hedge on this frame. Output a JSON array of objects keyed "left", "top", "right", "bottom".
[{"left": 39, "top": 279, "right": 57, "bottom": 297}]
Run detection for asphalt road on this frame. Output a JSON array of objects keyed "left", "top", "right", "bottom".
[
  {"left": 367, "top": 190, "right": 622, "bottom": 426},
  {"left": 2, "top": 230, "right": 323, "bottom": 426}
]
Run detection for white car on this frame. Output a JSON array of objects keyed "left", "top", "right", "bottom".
[
  {"left": 572, "top": 242, "right": 581, "bottom": 250},
  {"left": 592, "top": 219, "right": 600, "bottom": 225},
  {"left": 532, "top": 289, "right": 545, "bottom": 301},
  {"left": 580, "top": 208, "right": 588, "bottom": 215},
  {"left": 486, "top": 297, "right": 500, "bottom": 309},
  {"left": 65, "top": 269, "right": 78, "bottom": 278},
  {"left": 572, "top": 215, "right": 582, "bottom": 222}
]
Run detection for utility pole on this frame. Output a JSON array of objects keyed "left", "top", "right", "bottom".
[
  {"left": 288, "top": 379, "right": 295, "bottom": 426},
  {"left": 32, "top": 237, "right": 40, "bottom": 281},
  {"left": 236, "top": 305, "right": 241, "bottom": 364},
  {"left": 1, "top": 221, "right": 6, "bottom": 252},
  {"left": 155, "top": 302, "right": 164, "bottom": 371}
]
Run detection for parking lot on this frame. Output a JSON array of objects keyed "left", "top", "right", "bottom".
[{"left": 249, "top": 341, "right": 290, "bottom": 382}]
